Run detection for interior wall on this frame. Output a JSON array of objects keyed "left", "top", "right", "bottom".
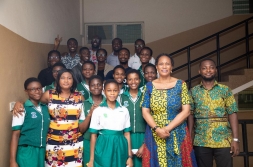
[
  {"left": 0, "top": 0, "right": 81, "bottom": 44},
  {"left": 0, "top": 25, "right": 56, "bottom": 166},
  {"left": 83, "top": 0, "right": 232, "bottom": 44}
]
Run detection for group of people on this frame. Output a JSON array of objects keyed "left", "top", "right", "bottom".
[{"left": 10, "top": 36, "right": 240, "bottom": 167}]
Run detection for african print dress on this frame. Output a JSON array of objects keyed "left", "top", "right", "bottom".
[
  {"left": 45, "top": 90, "right": 85, "bottom": 167},
  {"left": 141, "top": 80, "right": 197, "bottom": 167}
]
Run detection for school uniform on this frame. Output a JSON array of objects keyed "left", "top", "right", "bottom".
[
  {"left": 12, "top": 100, "right": 50, "bottom": 167},
  {"left": 77, "top": 81, "right": 90, "bottom": 100},
  {"left": 82, "top": 96, "right": 106, "bottom": 165},
  {"left": 43, "top": 82, "right": 55, "bottom": 92},
  {"left": 138, "top": 65, "right": 146, "bottom": 88},
  {"left": 89, "top": 99, "right": 131, "bottom": 167},
  {"left": 119, "top": 89, "right": 146, "bottom": 167}
]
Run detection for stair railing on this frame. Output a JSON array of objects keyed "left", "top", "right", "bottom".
[{"left": 170, "top": 16, "right": 253, "bottom": 88}]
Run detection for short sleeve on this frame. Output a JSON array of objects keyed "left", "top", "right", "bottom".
[
  {"left": 181, "top": 82, "right": 190, "bottom": 105},
  {"left": 89, "top": 107, "right": 101, "bottom": 134},
  {"left": 12, "top": 111, "right": 26, "bottom": 130},
  {"left": 141, "top": 85, "right": 151, "bottom": 108},
  {"left": 225, "top": 88, "right": 238, "bottom": 114},
  {"left": 123, "top": 108, "right": 131, "bottom": 132},
  {"left": 79, "top": 104, "right": 85, "bottom": 123},
  {"left": 188, "top": 89, "right": 195, "bottom": 114}
]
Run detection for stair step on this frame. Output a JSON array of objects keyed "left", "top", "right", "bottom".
[{"left": 228, "top": 75, "right": 253, "bottom": 89}]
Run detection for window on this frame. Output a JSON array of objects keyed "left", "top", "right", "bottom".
[
  {"left": 85, "top": 22, "right": 144, "bottom": 44},
  {"left": 233, "top": 0, "right": 253, "bottom": 14}
]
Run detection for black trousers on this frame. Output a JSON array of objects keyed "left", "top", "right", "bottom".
[{"left": 194, "top": 146, "right": 232, "bottom": 167}]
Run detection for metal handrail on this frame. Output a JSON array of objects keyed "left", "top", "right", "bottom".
[
  {"left": 238, "top": 119, "right": 253, "bottom": 167},
  {"left": 170, "top": 16, "right": 253, "bottom": 88}
]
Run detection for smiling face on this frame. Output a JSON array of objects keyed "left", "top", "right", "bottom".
[
  {"left": 80, "top": 49, "right": 90, "bottom": 62},
  {"left": 118, "top": 49, "right": 130, "bottom": 64},
  {"left": 199, "top": 60, "right": 217, "bottom": 81},
  {"left": 89, "top": 78, "right": 103, "bottom": 96},
  {"left": 59, "top": 72, "right": 73, "bottom": 89},
  {"left": 25, "top": 81, "right": 43, "bottom": 102},
  {"left": 113, "top": 68, "right": 125, "bottom": 84},
  {"left": 67, "top": 39, "right": 78, "bottom": 53},
  {"left": 144, "top": 66, "right": 157, "bottom": 82},
  {"left": 82, "top": 63, "right": 95, "bottom": 79},
  {"left": 140, "top": 49, "right": 152, "bottom": 64},
  {"left": 156, "top": 55, "right": 173, "bottom": 77},
  {"left": 127, "top": 73, "right": 140, "bottom": 90},
  {"left": 48, "top": 52, "right": 61, "bottom": 66},
  {"left": 91, "top": 36, "right": 101, "bottom": 49},
  {"left": 112, "top": 39, "right": 122, "bottom": 52},
  {"left": 96, "top": 50, "right": 107, "bottom": 62},
  {"left": 104, "top": 82, "right": 119, "bottom": 102},
  {"left": 135, "top": 40, "right": 145, "bottom": 55}
]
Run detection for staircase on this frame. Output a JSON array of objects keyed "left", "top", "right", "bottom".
[{"left": 220, "top": 69, "right": 253, "bottom": 89}]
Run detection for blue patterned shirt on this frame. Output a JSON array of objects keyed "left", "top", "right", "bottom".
[{"left": 61, "top": 53, "right": 80, "bottom": 69}]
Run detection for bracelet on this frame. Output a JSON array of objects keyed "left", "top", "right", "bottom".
[
  {"left": 152, "top": 126, "right": 160, "bottom": 132},
  {"left": 233, "top": 138, "right": 240, "bottom": 143},
  {"left": 128, "top": 155, "right": 133, "bottom": 159}
]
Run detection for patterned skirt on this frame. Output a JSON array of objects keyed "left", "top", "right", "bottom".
[
  {"left": 142, "top": 124, "right": 198, "bottom": 167},
  {"left": 45, "top": 137, "right": 83, "bottom": 167}
]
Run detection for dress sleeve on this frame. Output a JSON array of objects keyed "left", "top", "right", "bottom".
[
  {"left": 225, "top": 87, "right": 238, "bottom": 114},
  {"left": 181, "top": 82, "right": 190, "bottom": 105},
  {"left": 141, "top": 85, "right": 151, "bottom": 108},
  {"left": 89, "top": 107, "right": 100, "bottom": 134},
  {"left": 123, "top": 108, "right": 131, "bottom": 132}
]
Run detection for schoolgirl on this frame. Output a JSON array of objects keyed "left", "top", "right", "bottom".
[
  {"left": 77, "top": 61, "right": 96, "bottom": 99},
  {"left": 10, "top": 77, "right": 50, "bottom": 167},
  {"left": 87, "top": 79, "right": 133, "bottom": 167},
  {"left": 119, "top": 69, "right": 146, "bottom": 167}
]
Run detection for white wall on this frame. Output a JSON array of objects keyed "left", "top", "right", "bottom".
[
  {"left": 83, "top": 0, "right": 232, "bottom": 43},
  {"left": 0, "top": 0, "right": 81, "bottom": 44}
]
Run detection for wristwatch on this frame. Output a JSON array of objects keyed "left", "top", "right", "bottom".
[
  {"left": 233, "top": 138, "right": 240, "bottom": 143},
  {"left": 152, "top": 126, "right": 160, "bottom": 132}
]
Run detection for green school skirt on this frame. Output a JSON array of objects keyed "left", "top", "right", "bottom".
[
  {"left": 93, "top": 130, "right": 128, "bottom": 167},
  {"left": 83, "top": 139, "right": 90, "bottom": 165},
  {"left": 16, "top": 145, "right": 45, "bottom": 167},
  {"left": 131, "top": 132, "right": 145, "bottom": 167}
]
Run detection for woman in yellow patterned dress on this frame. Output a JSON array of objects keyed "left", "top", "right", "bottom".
[
  {"left": 40, "top": 69, "right": 85, "bottom": 167},
  {"left": 141, "top": 54, "right": 197, "bottom": 167}
]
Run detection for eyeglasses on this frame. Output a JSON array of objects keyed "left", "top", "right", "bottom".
[
  {"left": 49, "top": 55, "right": 60, "bottom": 60},
  {"left": 135, "top": 44, "right": 144, "bottom": 48},
  {"left": 52, "top": 70, "right": 61, "bottom": 73},
  {"left": 97, "top": 53, "right": 105, "bottom": 57},
  {"left": 92, "top": 39, "right": 100, "bottom": 42},
  {"left": 26, "top": 88, "right": 42, "bottom": 92}
]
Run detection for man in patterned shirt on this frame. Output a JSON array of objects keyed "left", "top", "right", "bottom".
[
  {"left": 188, "top": 58, "right": 239, "bottom": 167},
  {"left": 61, "top": 38, "right": 80, "bottom": 69}
]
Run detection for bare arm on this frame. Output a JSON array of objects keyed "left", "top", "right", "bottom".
[
  {"left": 88, "top": 133, "right": 97, "bottom": 167},
  {"left": 165, "top": 104, "right": 190, "bottom": 132},
  {"left": 229, "top": 113, "right": 240, "bottom": 157},
  {"left": 10, "top": 131, "right": 20, "bottom": 167},
  {"left": 53, "top": 35, "right": 62, "bottom": 50},
  {"left": 142, "top": 107, "right": 169, "bottom": 139},
  {"left": 124, "top": 132, "right": 133, "bottom": 167},
  {"left": 142, "top": 107, "right": 156, "bottom": 129},
  {"left": 79, "top": 105, "right": 98, "bottom": 133},
  {"left": 187, "top": 114, "right": 195, "bottom": 141},
  {"left": 40, "top": 90, "right": 50, "bottom": 104}
]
